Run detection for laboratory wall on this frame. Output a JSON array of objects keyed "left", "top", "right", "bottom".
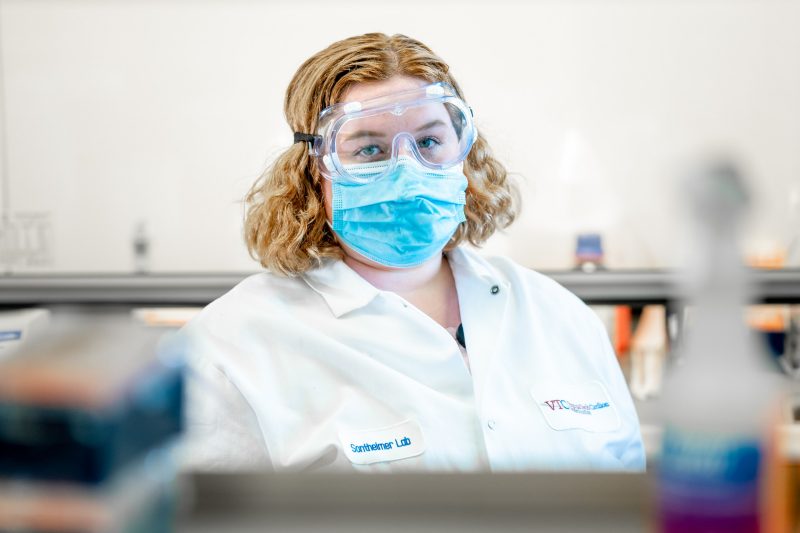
[{"left": 0, "top": 0, "right": 798, "bottom": 273}]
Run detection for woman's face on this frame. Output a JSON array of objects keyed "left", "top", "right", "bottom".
[{"left": 320, "top": 74, "right": 436, "bottom": 270}]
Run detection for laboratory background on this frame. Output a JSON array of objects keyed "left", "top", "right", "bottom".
[{"left": 1, "top": 0, "right": 799, "bottom": 532}]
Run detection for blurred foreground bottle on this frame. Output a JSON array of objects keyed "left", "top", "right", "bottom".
[
  {"left": 0, "top": 310, "right": 185, "bottom": 532},
  {"left": 657, "top": 160, "right": 783, "bottom": 532}
]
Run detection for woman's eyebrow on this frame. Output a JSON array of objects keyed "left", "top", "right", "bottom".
[
  {"left": 343, "top": 120, "right": 446, "bottom": 142},
  {"left": 343, "top": 130, "right": 386, "bottom": 141},
  {"left": 415, "top": 120, "right": 446, "bottom": 132}
]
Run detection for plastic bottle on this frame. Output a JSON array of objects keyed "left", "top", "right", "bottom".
[
  {"left": 574, "top": 232, "right": 605, "bottom": 273},
  {"left": 657, "top": 159, "right": 782, "bottom": 532},
  {"left": 133, "top": 221, "right": 150, "bottom": 274}
]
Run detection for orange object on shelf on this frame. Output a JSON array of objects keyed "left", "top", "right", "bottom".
[
  {"left": 614, "top": 306, "right": 632, "bottom": 357},
  {"left": 747, "top": 248, "right": 786, "bottom": 270},
  {"left": 746, "top": 305, "right": 788, "bottom": 333}
]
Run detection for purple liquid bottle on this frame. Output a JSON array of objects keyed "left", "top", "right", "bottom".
[{"left": 657, "top": 160, "right": 779, "bottom": 533}]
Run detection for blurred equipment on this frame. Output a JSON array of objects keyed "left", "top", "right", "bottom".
[
  {"left": 591, "top": 305, "right": 632, "bottom": 361},
  {"left": 132, "top": 307, "right": 201, "bottom": 328},
  {"left": 785, "top": 308, "right": 800, "bottom": 377},
  {"left": 0, "top": 309, "right": 185, "bottom": 532},
  {"left": 746, "top": 304, "right": 800, "bottom": 379},
  {"left": 0, "top": 307, "right": 50, "bottom": 359},
  {"left": 629, "top": 305, "right": 668, "bottom": 401},
  {"left": 574, "top": 233, "right": 605, "bottom": 273},
  {"left": 657, "top": 159, "right": 784, "bottom": 532}
]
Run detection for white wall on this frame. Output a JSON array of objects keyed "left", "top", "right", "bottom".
[{"left": 1, "top": 0, "right": 798, "bottom": 273}]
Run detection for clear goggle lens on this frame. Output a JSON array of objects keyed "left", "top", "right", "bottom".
[{"left": 333, "top": 100, "right": 472, "bottom": 169}]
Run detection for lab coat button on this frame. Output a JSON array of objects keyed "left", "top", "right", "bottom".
[
  {"left": 490, "top": 285, "right": 500, "bottom": 295},
  {"left": 487, "top": 419, "right": 497, "bottom": 430}
]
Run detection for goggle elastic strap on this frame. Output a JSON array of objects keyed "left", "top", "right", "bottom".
[{"left": 293, "top": 132, "right": 321, "bottom": 152}]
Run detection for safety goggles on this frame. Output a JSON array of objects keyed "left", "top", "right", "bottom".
[{"left": 294, "top": 82, "right": 477, "bottom": 183}]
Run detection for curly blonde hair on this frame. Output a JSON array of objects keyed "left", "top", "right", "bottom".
[{"left": 244, "top": 33, "right": 519, "bottom": 275}]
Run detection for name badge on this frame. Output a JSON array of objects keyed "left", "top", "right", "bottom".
[
  {"left": 338, "top": 419, "right": 426, "bottom": 465},
  {"left": 531, "top": 380, "right": 621, "bottom": 432}
]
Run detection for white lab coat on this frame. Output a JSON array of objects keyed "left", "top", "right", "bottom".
[{"left": 181, "top": 246, "right": 645, "bottom": 472}]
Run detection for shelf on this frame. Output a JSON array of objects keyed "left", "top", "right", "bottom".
[
  {"left": 1, "top": 269, "right": 799, "bottom": 306},
  {"left": 544, "top": 268, "right": 800, "bottom": 305},
  {"left": 0, "top": 273, "right": 252, "bottom": 306}
]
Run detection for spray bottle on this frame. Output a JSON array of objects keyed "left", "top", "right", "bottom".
[{"left": 657, "top": 159, "right": 782, "bottom": 532}]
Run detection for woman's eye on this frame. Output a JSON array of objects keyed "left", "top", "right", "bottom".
[
  {"left": 417, "top": 136, "right": 441, "bottom": 150},
  {"left": 355, "top": 145, "right": 382, "bottom": 158}
]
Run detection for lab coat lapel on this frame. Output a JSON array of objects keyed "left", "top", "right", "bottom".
[
  {"left": 448, "top": 248, "right": 510, "bottom": 411},
  {"left": 301, "top": 259, "right": 380, "bottom": 318}
]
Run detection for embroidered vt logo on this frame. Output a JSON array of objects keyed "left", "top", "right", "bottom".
[
  {"left": 542, "top": 398, "right": 611, "bottom": 414},
  {"left": 544, "top": 400, "right": 566, "bottom": 410}
]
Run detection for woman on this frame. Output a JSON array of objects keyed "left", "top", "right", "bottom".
[{"left": 183, "top": 32, "right": 645, "bottom": 472}]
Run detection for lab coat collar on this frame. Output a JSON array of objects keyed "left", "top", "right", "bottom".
[
  {"left": 301, "top": 246, "right": 507, "bottom": 319},
  {"left": 301, "top": 259, "right": 380, "bottom": 318},
  {"left": 445, "top": 246, "right": 506, "bottom": 288}
]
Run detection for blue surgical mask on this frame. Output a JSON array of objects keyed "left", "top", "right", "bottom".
[{"left": 330, "top": 156, "right": 468, "bottom": 268}]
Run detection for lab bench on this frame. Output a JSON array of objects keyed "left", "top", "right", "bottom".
[{"left": 176, "top": 470, "right": 653, "bottom": 533}]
